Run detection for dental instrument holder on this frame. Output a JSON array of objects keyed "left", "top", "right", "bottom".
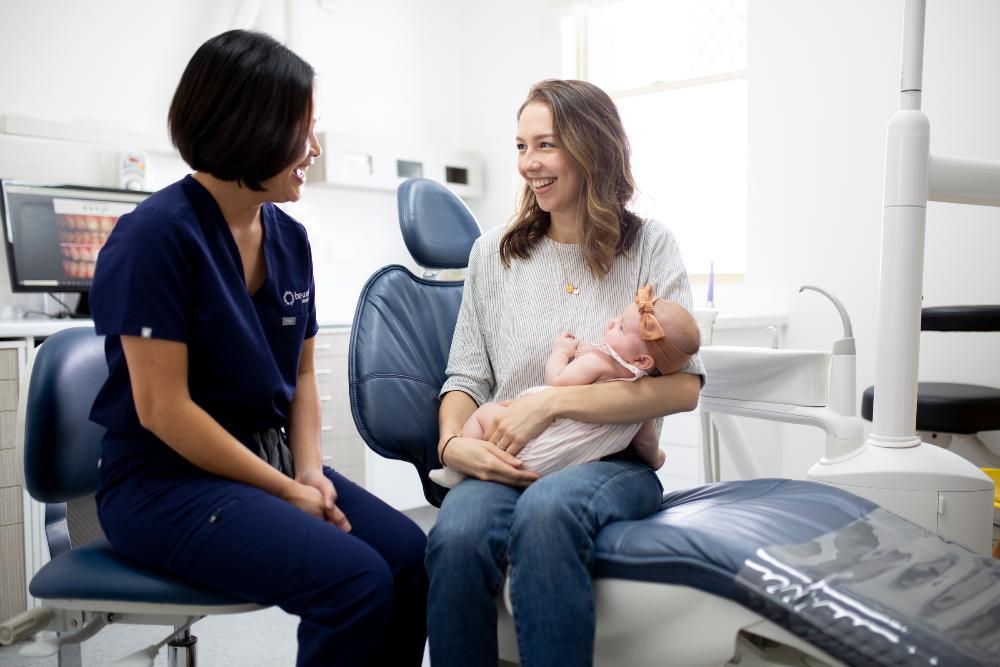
[
  {"left": 800, "top": 285, "right": 856, "bottom": 422},
  {"left": 810, "top": 0, "right": 993, "bottom": 556}
]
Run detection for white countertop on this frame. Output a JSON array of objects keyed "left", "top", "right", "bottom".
[
  {"left": 0, "top": 318, "right": 354, "bottom": 339},
  {"left": 714, "top": 312, "right": 789, "bottom": 331},
  {"left": 0, "top": 314, "right": 777, "bottom": 340},
  {"left": 0, "top": 318, "right": 96, "bottom": 339}
]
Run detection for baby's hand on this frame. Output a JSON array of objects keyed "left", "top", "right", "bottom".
[{"left": 552, "top": 332, "right": 579, "bottom": 355}]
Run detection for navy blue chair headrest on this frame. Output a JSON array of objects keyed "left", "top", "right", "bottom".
[
  {"left": 397, "top": 178, "right": 481, "bottom": 269},
  {"left": 23, "top": 327, "right": 107, "bottom": 503}
]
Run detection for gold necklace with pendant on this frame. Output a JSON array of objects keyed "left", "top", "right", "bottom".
[{"left": 551, "top": 238, "right": 580, "bottom": 295}]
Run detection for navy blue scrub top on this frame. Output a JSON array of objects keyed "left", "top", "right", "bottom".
[{"left": 89, "top": 175, "right": 319, "bottom": 486}]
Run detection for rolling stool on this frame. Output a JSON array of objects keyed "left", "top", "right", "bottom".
[{"left": 0, "top": 328, "right": 263, "bottom": 666}]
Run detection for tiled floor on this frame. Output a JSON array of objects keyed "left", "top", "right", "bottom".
[{"left": 0, "top": 505, "right": 439, "bottom": 667}]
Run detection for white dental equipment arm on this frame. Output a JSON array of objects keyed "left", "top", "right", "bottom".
[{"left": 700, "top": 285, "right": 864, "bottom": 467}]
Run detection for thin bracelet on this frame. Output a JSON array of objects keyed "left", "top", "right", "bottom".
[{"left": 439, "top": 434, "right": 461, "bottom": 466}]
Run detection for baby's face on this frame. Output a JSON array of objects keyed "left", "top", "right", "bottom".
[{"left": 603, "top": 303, "right": 647, "bottom": 363}]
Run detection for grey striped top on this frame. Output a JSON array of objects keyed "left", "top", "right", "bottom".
[{"left": 440, "top": 220, "right": 706, "bottom": 408}]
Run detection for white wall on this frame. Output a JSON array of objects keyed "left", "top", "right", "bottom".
[
  {"left": 280, "top": 0, "right": 565, "bottom": 321},
  {"left": 0, "top": 0, "right": 567, "bottom": 321},
  {"left": 749, "top": 0, "right": 1000, "bottom": 476},
  {"left": 0, "top": 2, "right": 234, "bottom": 142}
]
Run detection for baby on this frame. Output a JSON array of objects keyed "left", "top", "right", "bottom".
[{"left": 430, "top": 284, "right": 701, "bottom": 488}]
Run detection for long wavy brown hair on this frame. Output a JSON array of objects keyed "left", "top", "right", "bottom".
[{"left": 499, "top": 79, "right": 642, "bottom": 277}]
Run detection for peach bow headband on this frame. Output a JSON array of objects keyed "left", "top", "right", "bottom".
[{"left": 634, "top": 284, "right": 696, "bottom": 375}]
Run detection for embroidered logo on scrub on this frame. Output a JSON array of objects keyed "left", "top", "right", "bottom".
[
  {"left": 282, "top": 289, "right": 310, "bottom": 306},
  {"left": 282, "top": 317, "right": 296, "bottom": 326}
]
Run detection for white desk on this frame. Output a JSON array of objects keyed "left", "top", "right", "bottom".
[{"left": 0, "top": 318, "right": 95, "bottom": 347}]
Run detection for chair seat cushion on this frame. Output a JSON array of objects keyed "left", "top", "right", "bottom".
[
  {"left": 595, "top": 479, "right": 997, "bottom": 666},
  {"left": 594, "top": 479, "right": 875, "bottom": 597},
  {"left": 862, "top": 382, "right": 1000, "bottom": 433},
  {"left": 30, "top": 539, "right": 248, "bottom": 607}
]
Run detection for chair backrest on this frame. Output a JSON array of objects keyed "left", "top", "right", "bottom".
[
  {"left": 21, "top": 327, "right": 107, "bottom": 503},
  {"left": 350, "top": 179, "right": 481, "bottom": 506}
]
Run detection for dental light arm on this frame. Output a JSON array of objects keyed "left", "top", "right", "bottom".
[
  {"left": 928, "top": 154, "right": 1000, "bottom": 206},
  {"left": 699, "top": 396, "right": 863, "bottom": 460}
]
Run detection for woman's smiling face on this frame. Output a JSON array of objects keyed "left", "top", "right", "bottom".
[{"left": 516, "top": 102, "right": 582, "bottom": 222}]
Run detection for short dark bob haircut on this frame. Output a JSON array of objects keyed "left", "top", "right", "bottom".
[{"left": 168, "top": 30, "right": 314, "bottom": 191}]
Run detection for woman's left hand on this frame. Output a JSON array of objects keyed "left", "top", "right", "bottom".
[
  {"left": 483, "top": 389, "right": 556, "bottom": 457},
  {"left": 297, "top": 468, "right": 352, "bottom": 532}
]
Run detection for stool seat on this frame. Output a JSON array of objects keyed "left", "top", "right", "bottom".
[
  {"left": 861, "top": 382, "right": 1000, "bottom": 434},
  {"left": 30, "top": 538, "right": 254, "bottom": 609}
]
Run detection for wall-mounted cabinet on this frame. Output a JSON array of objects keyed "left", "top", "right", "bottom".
[{"left": 309, "top": 131, "right": 483, "bottom": 198}]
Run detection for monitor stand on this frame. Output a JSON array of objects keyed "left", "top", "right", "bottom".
[{"left": 72, "top": 292, "right": 91, "bottom": 319}]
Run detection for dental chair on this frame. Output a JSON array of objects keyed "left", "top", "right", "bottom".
[
  {"left": 349, "top": 178, "right": 999, "bottom": 666},
  {"left": 861, "top": 305, "right": 1000, "bottom": 469},
  {"left": 0, "top": 327, "right": 261, "bottom": 666}
]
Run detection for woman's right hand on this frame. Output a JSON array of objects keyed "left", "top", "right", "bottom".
[
  {"left": 442, "top": 436, "right": 540, "bottom": 488},
  {"left": 281, "top": 481, "right": 329, "bottom": 521}
]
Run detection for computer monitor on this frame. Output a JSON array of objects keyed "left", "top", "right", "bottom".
[{"left": 1, "top": 180, "right": 150, "bottom": 316}]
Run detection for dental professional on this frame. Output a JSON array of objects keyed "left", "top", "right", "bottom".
[
  {"left": 426, "top": 79, "right": 705, "bottom": 665},
  {"left": 88, "top": 30, "right": 426, "bottom": 667}
]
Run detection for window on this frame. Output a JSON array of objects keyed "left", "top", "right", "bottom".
[{"left": 564, "top": 0, "right": 747, "bottom": 277}]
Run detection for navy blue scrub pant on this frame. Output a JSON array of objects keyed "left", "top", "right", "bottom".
[{"left": 97, "top": 466, "right": 427, "bottom": 666}]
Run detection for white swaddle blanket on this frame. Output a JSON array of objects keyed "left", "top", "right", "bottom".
[
  {"left": 514, "top": 341, "right": 646, "bottom": 475},
  {"left": 431, "top": 341, "right": 647, "bottom": 487}
]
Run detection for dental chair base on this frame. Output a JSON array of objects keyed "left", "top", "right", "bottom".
[
  {"left": 809, "top": 440, "right": 994, "bottom": 554},
  {"left": 920, "top": 431, "right": 1000, "bottom": 470},
  {"left": 497, "top": 580, "right": 844, "bottom": 666}
]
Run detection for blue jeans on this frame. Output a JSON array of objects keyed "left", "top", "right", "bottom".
[
  {"left": 98, "top": 466, "right": 427, "bottom": 667},
  {"left": 425, "top": 455, "right": 663, "bottom": 666}
]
